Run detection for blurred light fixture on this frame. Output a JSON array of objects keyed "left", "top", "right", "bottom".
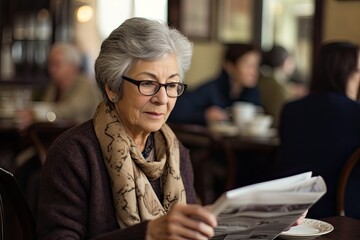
[{"left": 77, "top": 5, "right": 93, "bottom": 23}]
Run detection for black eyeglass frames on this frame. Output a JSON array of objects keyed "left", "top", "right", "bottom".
[{"left": 122, "top": 76, "right": 187, "bottom": 97}]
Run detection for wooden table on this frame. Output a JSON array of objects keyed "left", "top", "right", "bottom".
[
  {"left": 0, "top": 119, "right": 76, "bottom": 170},
  {"left": 168, "top": 122, "right": 280, "bottom": 203},
  {"left": 316, "top": 216, "right": 360, "bottom": 239}
]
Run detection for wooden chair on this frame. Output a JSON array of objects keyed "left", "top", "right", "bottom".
[
  {"left": 27, "top": 120, "right": 76, "bottom": 164},
  {"left": 337, "top": 147, "right": 360, "bottom": 216},
  {"left": 0, "top": 167, "right": 36, "bottom": 240}
]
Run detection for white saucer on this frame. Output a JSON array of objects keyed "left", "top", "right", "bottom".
[
  {"left": 208, "top": 122, "right": 239, "bottom": 136},
  {"left": 239, "top": 128, "right": 277, "bottom": 138},
  {"left": 278, "top": 218, "right": 334, "bottom": 240}
]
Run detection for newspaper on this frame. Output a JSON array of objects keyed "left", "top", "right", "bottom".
[{"left": 207, "top": 172, "right": 326, "bottom": 240}]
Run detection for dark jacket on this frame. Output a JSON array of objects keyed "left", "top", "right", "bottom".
[
  {"left": 277, "top": 92, "right": 360, "bottom": 219},
  {"left": 169, "top": 69, "right": 261, "bottom": 125},
  {"left": 36, "top": 120, "right": 197, "bottom": 240}
]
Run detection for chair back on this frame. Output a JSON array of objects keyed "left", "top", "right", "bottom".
[
  {"left": 28, "top": 121, "right": 76, "bottom": 164},
  {"left": 337, "top": 147, "right": 360, "bottom": 216},
  {"left": 0, "top": 167, "right": 36, "bottom": 240}
]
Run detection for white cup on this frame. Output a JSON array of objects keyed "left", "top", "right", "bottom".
[
  {"left": 246, "top": 114, "right": 273, "bottom": 136},
  {"left": 232, "top": 102, "right": 262, "bottom": 131},
  {"left": 31, "top": 102, "right": 56, "bottom": 122}
]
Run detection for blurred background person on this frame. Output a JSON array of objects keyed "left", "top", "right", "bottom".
[
  {"left": 169, "top": 43, "right": 262, "bottom": 126},
  {"left": 276, "top": 41, "right": 360, "bottom": 219},
  {"left": 16, "top": 42, "right": 101, "bottom": 130},
  {"left": 258, "top": 45, "right": 308, "bottom": 127},
  {"left": 169, "top": 43, "right": 271, "bottom": 198},
  {"left": 14, "top": 42, "right": 101, "bottom": 215}
]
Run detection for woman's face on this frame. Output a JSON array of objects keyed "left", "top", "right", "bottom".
[
  {"left": 232, "top": 51, "right": 261, "bottom": 88},
  {"left": 110, "top": 53, "right": 180, "bottom": 138},
  {"left": 48, "top": 49, "right": 76, "bottom": 86}
]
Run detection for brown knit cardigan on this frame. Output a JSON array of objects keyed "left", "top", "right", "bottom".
[{"left": 36, "top": 120, "right": 197, "bottom": 240}]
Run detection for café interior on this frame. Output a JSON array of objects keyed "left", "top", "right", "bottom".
[{"left": 0, "top": 0, "right": 360, "bottom": 239}]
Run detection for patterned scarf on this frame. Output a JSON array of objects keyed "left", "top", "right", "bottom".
[{"left": 93, "top": 102, "right": 186, "bottom": 228}]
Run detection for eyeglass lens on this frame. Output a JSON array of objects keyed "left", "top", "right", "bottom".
[{"left": 139, "top": 81, "right": 185, "bottom": 97}]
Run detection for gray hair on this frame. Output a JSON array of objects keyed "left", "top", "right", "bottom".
[
  {"left": 50, "top": 42, "right": 82, "bottom": 68},
  {"left": 94, "top": 17, "right": 193, "bottom": 107}
]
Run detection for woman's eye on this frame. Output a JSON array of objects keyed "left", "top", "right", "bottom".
[
  {"left": 142, "top": 81, "right": 156, "bottom": 86},
  {"left": 167, "top": 83, "right": 178, "bottom": 89}
]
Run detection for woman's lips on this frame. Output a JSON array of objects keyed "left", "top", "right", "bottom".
[{"left": 145, "top": 111, "right": 164, "bottom": 119}]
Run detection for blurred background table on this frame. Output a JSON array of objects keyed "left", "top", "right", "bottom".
[
  {"left": 215, "top": 133, "right": 279, "bottom": 190},
  {"left": 0, "top": 119, "right": 25, "bottom": 172},
  {"left": 168, "top": 122, "right": 280, "bottom": 204},
  {"left": 0, "top": 119, "right": 76, "bottom": 171}
]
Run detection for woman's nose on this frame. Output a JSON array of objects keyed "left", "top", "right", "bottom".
[{"left": 151, "top": 86, "right": 168, "bottom": 104}]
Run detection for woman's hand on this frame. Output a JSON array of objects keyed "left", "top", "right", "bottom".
[
  {"left": 146, "top": 204, "right": 217, "bottom": 240},
  {"left": 293, "top": 210, "right": 308, "bottom": 226},
  {"left": 284, "top": 210, "right": 308, "bottom": 232}
]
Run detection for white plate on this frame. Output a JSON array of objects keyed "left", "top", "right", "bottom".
[{"left": 278, "top": 218, "right": 334, "bottom": 240}]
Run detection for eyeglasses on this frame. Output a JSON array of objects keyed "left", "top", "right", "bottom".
[{"left": 122, "top": 76, "right": 187, "bottom": 98}]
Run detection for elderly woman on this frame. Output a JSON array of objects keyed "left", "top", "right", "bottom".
[{"left": 36, "top": 17, "right": 217, "bottom": 240}]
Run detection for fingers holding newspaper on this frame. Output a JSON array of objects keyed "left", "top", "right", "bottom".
[
  {"left": 207, "top": 172, "right": 326, "bottom": 239},
  {"left": 283, "top": 209, "right": 309, "bottom": 231},
  {"left": 293, "top": 210, "right": 308, "bottom": 226},
  {"left": 146, "top": 204, "right": 218, "bottom": 240}
]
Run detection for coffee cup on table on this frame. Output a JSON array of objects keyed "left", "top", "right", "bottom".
[
  {"left": 246, "top": 114, "right": 273, "bottom": 136},
  {"left": 232, "top": 102, "right": 262, "bottom": 132},
  {"left": 31, "top": 102, "right": 56, "bottom": 122}
]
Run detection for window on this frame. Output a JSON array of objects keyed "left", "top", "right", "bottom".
[
  {"left": 97, "top": 0, "right": 168, "bottom": 40},
  {"left": 261, "top": 0, "right": 315, "bottom": 82}
]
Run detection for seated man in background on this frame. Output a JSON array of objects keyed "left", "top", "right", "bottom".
[
  {"left": 17, "top": 42, "right": 101, "bottom": 130},
  {"left": 14, "top": 42, "right": 101, "bottom": 215},
  {"left": 258, "top": 45, "right": 308, "bottom": 127}
]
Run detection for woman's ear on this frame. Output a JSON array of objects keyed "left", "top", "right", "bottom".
[{"left": 105, "top": 84, "right": 119, "bottom": 103}]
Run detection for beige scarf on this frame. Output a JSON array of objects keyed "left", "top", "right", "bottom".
[{"left": 93, "top": 102, "right": 186, "bottom": 228}]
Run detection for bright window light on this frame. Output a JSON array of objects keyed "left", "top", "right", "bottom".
[
  {"left": 77, "top": 5, "right": 94, "bottom": 23},
  {"left": 97, "top": 0, "right": 168, "bottom": 40},
  {"left": 134, "top": 0, "right": 167, "bottom": 21}
]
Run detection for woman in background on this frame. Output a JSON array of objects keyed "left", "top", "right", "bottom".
[
  {"left": 258, "top": 45, "right": 308, "bottom": 127},
  {"left": 277, "top": 41, "right": 360, "bottom": 219},
  {"left": 169, "top": 43, "right": 262, "bottom": 125}
]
